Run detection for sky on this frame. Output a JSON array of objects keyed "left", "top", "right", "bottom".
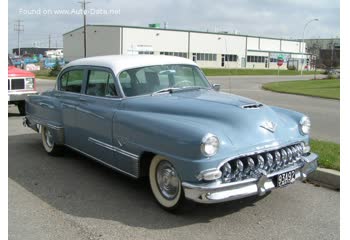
[{"left": 8, "top": 0, "right": 340, "bottom": 51}]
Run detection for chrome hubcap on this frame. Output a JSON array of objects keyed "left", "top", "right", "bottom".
[
  {"left": 45, "top": 128, "right": 54, "bottom": 148},
  {"left": 156, "top": 161, "right": 180, "bottom": 200}
]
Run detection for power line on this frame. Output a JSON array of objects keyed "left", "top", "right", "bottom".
[{"left": 14, "top": 20, "right": 24, "bottom": 55}]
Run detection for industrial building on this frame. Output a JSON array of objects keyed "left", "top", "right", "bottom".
[{"left": 63, "top": 24, "right": 312, "bottom": 70}]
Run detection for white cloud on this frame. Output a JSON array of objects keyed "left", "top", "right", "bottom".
[{"left": 8, "top": 0, "right": 339, "bottom": 51}]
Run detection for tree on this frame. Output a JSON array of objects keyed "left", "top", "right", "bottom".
[{"left": 49, "top": 58, "right": 62, "bottom": 77}]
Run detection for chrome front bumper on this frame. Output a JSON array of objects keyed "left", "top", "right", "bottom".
[
  {"left": 182, "top": 152, "right": 318, "bottom": 204},
  {"left": 8, "top": 91, "right": 37, "bottom": 102}
]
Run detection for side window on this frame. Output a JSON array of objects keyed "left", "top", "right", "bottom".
[
  {"left": 60, "top": 69, "right": 84, "bottom": 93},
  {"left": 86, "top": 70, "right": 117, "bottom": 97}
]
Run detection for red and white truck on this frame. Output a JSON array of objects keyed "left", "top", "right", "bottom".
[{"left": 8, "top": 57, "right": 37, "bottom": 115}]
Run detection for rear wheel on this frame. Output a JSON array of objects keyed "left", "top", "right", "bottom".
[
  {"left": 41, "top": 126, "right": 63, "bottom": 156},
  {"left": 149, "top": 155, "right": 185, "bottom": 211},
  {"left": 17, "top": 101, "right": 25, "bottom": 116}
]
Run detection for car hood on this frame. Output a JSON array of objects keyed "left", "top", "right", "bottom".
[
  {"left": 123, "top": 89, "right": 302, "bottom": 153},
  {"left": 8, "top": 66, "right": 35, "bottom": 78}
]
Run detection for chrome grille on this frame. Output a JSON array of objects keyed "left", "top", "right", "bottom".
[
  {"left": 9, "top": 78, "right": 25, "bottom": 90},
  {"left": 220, "top": 143, "right": 304, "bottom": 182}
]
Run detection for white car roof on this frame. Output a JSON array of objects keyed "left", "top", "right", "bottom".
[{"left": 63, "top": 55, "right": 198, "bottom": 74}]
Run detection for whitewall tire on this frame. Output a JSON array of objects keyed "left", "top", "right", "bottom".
[
  {"left": 41, "top": 126, "right": 63, "bottom": 156},
  {"left": 149, "top": 155, "right": 185, "bottom": 211}
]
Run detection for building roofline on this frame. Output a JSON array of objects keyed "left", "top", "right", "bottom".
[{"left": 63, "top": 24, "right": 303, "bottom": 42}]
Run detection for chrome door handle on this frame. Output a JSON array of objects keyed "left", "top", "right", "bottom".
[
  {"left": 54, "top": 93, "right": 62, "bottom": 97},
  {"left": 79, "top": 97, "right": 88, "bottom": 102}
]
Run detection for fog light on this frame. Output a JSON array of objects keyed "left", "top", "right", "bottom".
[
  {"left": 197, "top": 169, "right": 222, "bottom": 181},
  {"left": 300, "top": 142, "right": 311, "bottom": 154}
]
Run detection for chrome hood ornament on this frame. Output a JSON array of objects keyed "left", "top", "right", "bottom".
[{"left": 260, "top": 121, "right": 277, "bottom": 133}]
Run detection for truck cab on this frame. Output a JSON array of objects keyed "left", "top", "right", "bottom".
[{"left": 8, "top": 57, "right": 37, "bottom": 115}]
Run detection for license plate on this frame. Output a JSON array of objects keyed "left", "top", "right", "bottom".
[{"left": 276, "top": 170, "right": 295, "bottom": 187}]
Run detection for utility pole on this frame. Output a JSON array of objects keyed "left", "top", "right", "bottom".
[
  {"left": 78, "top": 0, "right": 91, "bottom": 58},
  {"left": 49, "top": 34, "right": 51, "bottom": 48},
  {"left": 14, "top": 20, "right": 24, "bottom": 56}
]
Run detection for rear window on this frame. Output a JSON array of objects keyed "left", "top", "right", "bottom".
[{"left": 60, "top": 69, "right": 84, "bottom": 93}]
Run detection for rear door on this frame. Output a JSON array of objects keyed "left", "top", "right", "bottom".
[
  {"left": 76, "top": 67, "right": 122, "bottom": 165},
  {"left": 56, "top": 67, "right": 86, "bottom": 148}
]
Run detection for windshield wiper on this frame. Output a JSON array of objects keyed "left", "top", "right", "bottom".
[
  {"left": 173, "top": 86, "right": 209, "bottom": 92},
  {"left": 151, "top": 87, "right": 180, "bottom": 96}
]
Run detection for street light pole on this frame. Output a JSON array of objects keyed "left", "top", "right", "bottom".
[{"left": 301, "top": 18, "right": 319, "bottom": 76}]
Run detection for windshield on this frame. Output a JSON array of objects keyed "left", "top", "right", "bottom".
[{"left": 118, "top": 64, "right": 211, "bottom": 97}]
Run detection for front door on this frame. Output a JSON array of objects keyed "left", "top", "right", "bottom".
[{"left": 221, "top": 54, "right": 225, "bottom": 67}]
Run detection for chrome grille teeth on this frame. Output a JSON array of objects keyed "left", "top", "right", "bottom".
[
  {"left": 266, "top": 153, "right": 274, "bottom": 171},
  {"left": 286, "top": 148, "right": 293, "bottom": 163},
  {"left": 222, "top": 143, "right": 304, "bottom": 182},
  {"left": 281, "top": 149, "right": 288, "bottom": 164},
  {"left": 291, "top": 146, "right": 297, "bottom": 162}
]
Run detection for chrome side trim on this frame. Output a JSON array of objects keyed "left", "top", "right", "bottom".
[
  {"left": 65, "top": 144, "right": 138, "bottom": 178},
  {"left": 88, "top": 137, "right": 138, "bottom": 160},
  {"left": 47, "top": 124, "right": 63, "bottom": 130}
]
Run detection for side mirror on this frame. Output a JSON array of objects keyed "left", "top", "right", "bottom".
[{"left": 212, "top": 84, "right": 221, "bottom": 91}]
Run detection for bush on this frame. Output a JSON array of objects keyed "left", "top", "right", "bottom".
[{"left": 49, "top": 58, "right": 62, "bottom": 77}]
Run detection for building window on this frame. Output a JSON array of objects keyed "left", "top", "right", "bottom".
[
  {"left": 224, "top": 54, "right": 238, "bottom": 62},
  {"left": 138, "top": 51, "right": 154, "bottom": 55},
  {"left": 247, "top": 55, "right": 267, "bottom": 63},
  {"left": 193, "top": 53, "right": 217, "bottom": 61},
  {"left": 160, "top": 51, "right": 187, "bottom": 58}
]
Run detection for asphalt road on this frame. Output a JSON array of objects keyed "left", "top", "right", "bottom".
[{"left": 8, "top": 75, "right": 339, "bottom": 240}]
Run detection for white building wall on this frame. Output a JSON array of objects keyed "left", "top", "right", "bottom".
[
  {"left": 63, "top": 26, "right": 122, "bottom": 61},
  {"left": 190, "top": 32, "right": 246, "bottom": 68},
  {"left": 63, "top": 25, "right": 308, "bottom": 69},
  {"left": 86, "top": 26, "right": 121, "bottom": 57},
  {"left": 247, "top": 37, "right": 259, "bottom": 50},
  {"left": 63, "top": 28, "right": 84, "bottom": 62},
  {"left": 260, "top": 38, "right": 281, "bottom": 51},
  {"left": 122, "top": 27, "right": 188, "bottom": 54},
  {"left": 281, "top": 40, "right": 301, "bottom": 53}
]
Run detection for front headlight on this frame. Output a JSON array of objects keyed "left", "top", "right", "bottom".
[
  {"left": 201, "top": 133, "right": 220, "bottom": 157},
  {"left": 25, "top": 78, "right": 34, "bottom": 89},
  {"left": 299, "top": 116, "right": 311, "bottom": 135}
]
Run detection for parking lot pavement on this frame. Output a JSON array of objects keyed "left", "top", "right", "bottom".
[{"left": 8, "top": 105, "right": 339, "bottom": 240}]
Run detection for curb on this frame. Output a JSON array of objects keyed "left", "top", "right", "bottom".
[{"left": 307, "top": 167, "right": 340, "bottom": 190}]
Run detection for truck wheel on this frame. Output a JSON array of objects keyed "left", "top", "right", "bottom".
[
  {"left": 149, "top": 155, "right": 185, "bottom": 212},
  {"left": 41, "top": 126, "right": 63, "bottom": 156},
  {"left": 18, "top": 102, "right": 25, "bottom": 116}
]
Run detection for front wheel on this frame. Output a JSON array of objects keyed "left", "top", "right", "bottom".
[
  {"left": 41, "top": 126, "right": 63, "bottom": 156},
  {"left": 149, "top": 155, "right": 185, "bottom": 211}
]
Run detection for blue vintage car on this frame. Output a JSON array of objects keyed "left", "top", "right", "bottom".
[{"left": 24, "top": 55, "right": 318, "bottom": 211}]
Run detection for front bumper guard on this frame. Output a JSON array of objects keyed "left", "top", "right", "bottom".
[{"left": 182, "top": 152, "right": 318, "bottom": 204}]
